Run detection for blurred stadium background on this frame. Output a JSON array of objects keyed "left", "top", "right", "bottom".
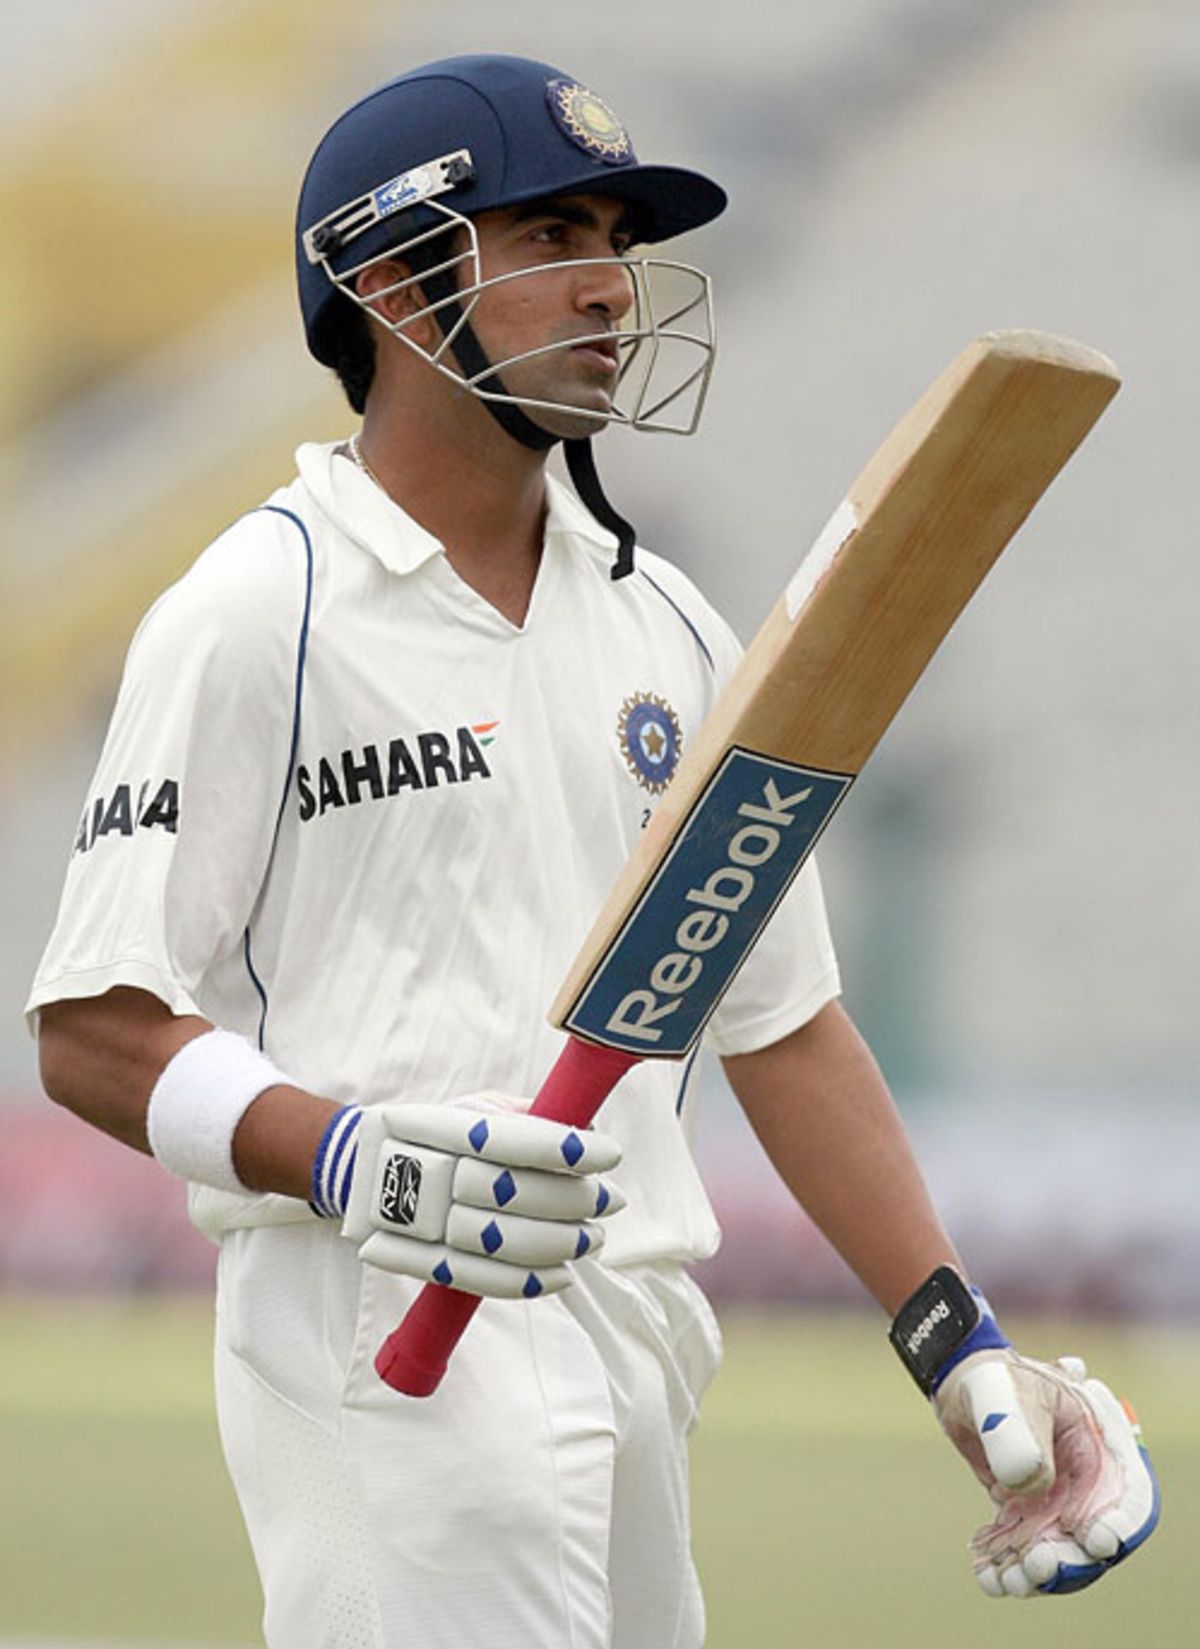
[{"left": 1, "top": 0, "right": 1197, "bottom": 1643}]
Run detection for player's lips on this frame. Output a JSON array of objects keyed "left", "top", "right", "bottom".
[{"left": 569, "top": 336, "right": 620, "bottom": 373}]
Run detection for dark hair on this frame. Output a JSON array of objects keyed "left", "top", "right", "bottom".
[{"left": 322, "top": 297, "right": 377, "bottom": 414}]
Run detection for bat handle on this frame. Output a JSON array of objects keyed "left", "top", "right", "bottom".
[{"left": 374, "top": 1038, "right": 640, "bottom": 1396}]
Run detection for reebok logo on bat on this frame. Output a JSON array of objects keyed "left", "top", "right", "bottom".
[
  {"left": 564, "top": 750, "right": 851, "bottom": 1057},
  {"left": 605, "top": 778, "right": 814, "bottom": 1044}
]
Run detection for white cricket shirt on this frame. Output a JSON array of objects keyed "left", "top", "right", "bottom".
[{"left": 28, "top": 442, "right": 841, "bottom": 1262}]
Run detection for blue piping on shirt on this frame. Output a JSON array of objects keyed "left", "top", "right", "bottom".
[
  {"left": 242, "top": 506, "right": 315, "bottom": 1049},
  {"left": 637, "top": 569, "right": 715, "bottom": 673},
  {"left": 674, "top": 1044, "right": 702, "bottom": 1117}
]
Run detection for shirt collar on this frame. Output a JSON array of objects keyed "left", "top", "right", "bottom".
[
  {"left": 295, "top": 441, "right": 621, "bottom": 574},
  {"left": 542, "top": 471, "right": 621, "bottom": 553},
  {"left": 295, "top": 440, "right": 445, "bottom": 577}
]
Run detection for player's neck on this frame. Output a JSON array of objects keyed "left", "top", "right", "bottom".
[{"left": 358, "top": 397, "right": 548, "bottom": 626}]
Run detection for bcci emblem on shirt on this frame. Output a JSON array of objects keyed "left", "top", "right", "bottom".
[{"left": 617, "top": 692, "right": 682, "bottom": 796}]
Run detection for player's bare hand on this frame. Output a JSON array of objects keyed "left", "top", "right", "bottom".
[
  {"left": 934, "top": 1349, "right": 1159, "bottom": 1597},
  {"left": 338, "top": 1096, "right": 624, "bottom": 1299}
]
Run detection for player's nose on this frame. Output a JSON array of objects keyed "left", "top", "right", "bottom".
[{"left": 575, "top": 255, "right": 636, "bottom": 322}]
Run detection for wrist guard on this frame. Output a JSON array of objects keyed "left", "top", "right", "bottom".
[{"left": 889, "top": 1264, "right": 1010, "bottom": 1395}]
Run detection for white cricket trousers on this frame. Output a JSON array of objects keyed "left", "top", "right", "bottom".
[{"left": 213, "top": 1222, "right": 722, "bottom": 1648}]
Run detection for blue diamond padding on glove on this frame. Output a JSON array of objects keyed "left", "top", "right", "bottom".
[{"left": 341, "top": 1099, "right": 625, "bottom": 1301}]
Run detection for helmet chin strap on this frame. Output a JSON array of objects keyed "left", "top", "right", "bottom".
[
  {"left": 414, "top": 262, "right": 638, "bottom": 580},
  {"left": 561, "top": 438, "right": 636, "bottom": 581}
]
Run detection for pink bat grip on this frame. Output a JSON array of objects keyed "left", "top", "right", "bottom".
[{"left": 374, "top": 1038, "right": 640, "bottom": 1396}]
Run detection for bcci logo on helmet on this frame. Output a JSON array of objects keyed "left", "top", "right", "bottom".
[
  {"left": 617, "top": 692, "right": 682, "bottom": 795},
  {"left": 545, "top": 78, "right": 632, "bottom": 164},
  {"left": 379, "top": 1150, "right": 423, "bottom": 1227}
]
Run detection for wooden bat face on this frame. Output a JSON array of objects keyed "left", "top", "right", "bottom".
[{"left": 552, "top": 330, "right": 1120, "bottom": 1059}]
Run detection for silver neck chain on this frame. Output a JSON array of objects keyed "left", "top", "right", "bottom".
[{"left": 349, "top": 433, "right": 386, "bottom": 493}]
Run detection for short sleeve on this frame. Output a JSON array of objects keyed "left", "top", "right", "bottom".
[
  {"left": 704, "top": 856, "right": 841, "bottom": 1056},
  {"left": 26, "top": 509, "right": 311, "bottom": 1025}
]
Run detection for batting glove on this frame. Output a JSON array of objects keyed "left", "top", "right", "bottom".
[
  {"left": 311, "top": 1096, "right": 624, "bottom": 1300},
  {"left": 890, "top": 1266, "right": 1159, "bottom": 1598}
]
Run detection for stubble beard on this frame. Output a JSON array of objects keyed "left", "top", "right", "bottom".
[{"left": 493, "top": 344, "right": 618, "bottom": 441}]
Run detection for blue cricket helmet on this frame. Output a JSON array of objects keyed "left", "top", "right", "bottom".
[{"left": 296, "top": 52, "right": 727, "bottom": 366}]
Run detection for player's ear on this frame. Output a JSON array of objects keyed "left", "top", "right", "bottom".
[{"left": 355, "top": 260, "right": 435, "bottom": 345}]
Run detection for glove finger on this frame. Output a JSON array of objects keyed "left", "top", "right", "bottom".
[
  {"left": 378, "top": 1103, "right": 622, "bottom": 1174},
  {"left": 1032, "top": 1553, "right": 1109, "bottom": 1594},
  {"left": 1023, "top": 1532, "right": 1096, "bottom": 1589},
  {"left": 999, "top": 1561, "right": 1038, "bottom": 1598},
  {"left": 1081, "top": 1445, "right": 1160, "bottom": 1561},
  {"left": 974, "top": 1563, "right": 1006, "bottom": 1599},
  {"left": 957, "top": 1358, "right": 1049, "bottom": 1492},
  {"left": 1076, "top": 1381, "right": 1161, "bottom": 1559},
  {"left": 445, "top": 1205, "right": 607, "bottom": 1267},
  {"left": 452, "top": 1157, "right": 626, "bottom": 1220},
  {"left": 358, "top": 1231, "right": 571, "bottom": 1299}
]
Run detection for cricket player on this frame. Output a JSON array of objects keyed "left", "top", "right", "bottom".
[{"left": 28, "top": 53, "right": 1156, "bottom": 1648}]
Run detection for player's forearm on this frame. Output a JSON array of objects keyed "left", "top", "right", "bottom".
[
  {"left": 39, "top": 987, "right": 211, "bottom": 1153},
  {"left": 231, "top": 1082, "right": 340, "bottom": 1199},
  {"left": 721, "top": 1000, "right": 962, "bottom": 1315},
  {"left": 37, "top": 985, "right": 337, "bottom": 1200}
]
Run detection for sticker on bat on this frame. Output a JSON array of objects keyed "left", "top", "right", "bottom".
[
  {"left": 786, "top": 498, "right": 859, "bottom": 622},
  {"left": 564, "top": 749, "right": 853, "bottom": 1056}
]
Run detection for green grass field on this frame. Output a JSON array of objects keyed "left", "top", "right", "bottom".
[{"left": 0, "top": 1296, "right": 1193, "bottom": 1647}]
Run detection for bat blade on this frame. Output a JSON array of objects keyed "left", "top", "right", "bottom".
[
  {"left": 553, "top": 329, "right": 1119, "bottom": 1056},
  {"left": 374, "top": 329, "right": 1119, "bottom": 1396}
]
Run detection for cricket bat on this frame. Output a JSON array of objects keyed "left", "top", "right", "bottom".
[{"left": 375, "top": 328, "right": 1120, "bottom": 1396}]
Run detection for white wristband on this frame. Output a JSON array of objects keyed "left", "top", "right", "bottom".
[{"left": 145, "top": 1028, "right": 288, "bottom": 1193}]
